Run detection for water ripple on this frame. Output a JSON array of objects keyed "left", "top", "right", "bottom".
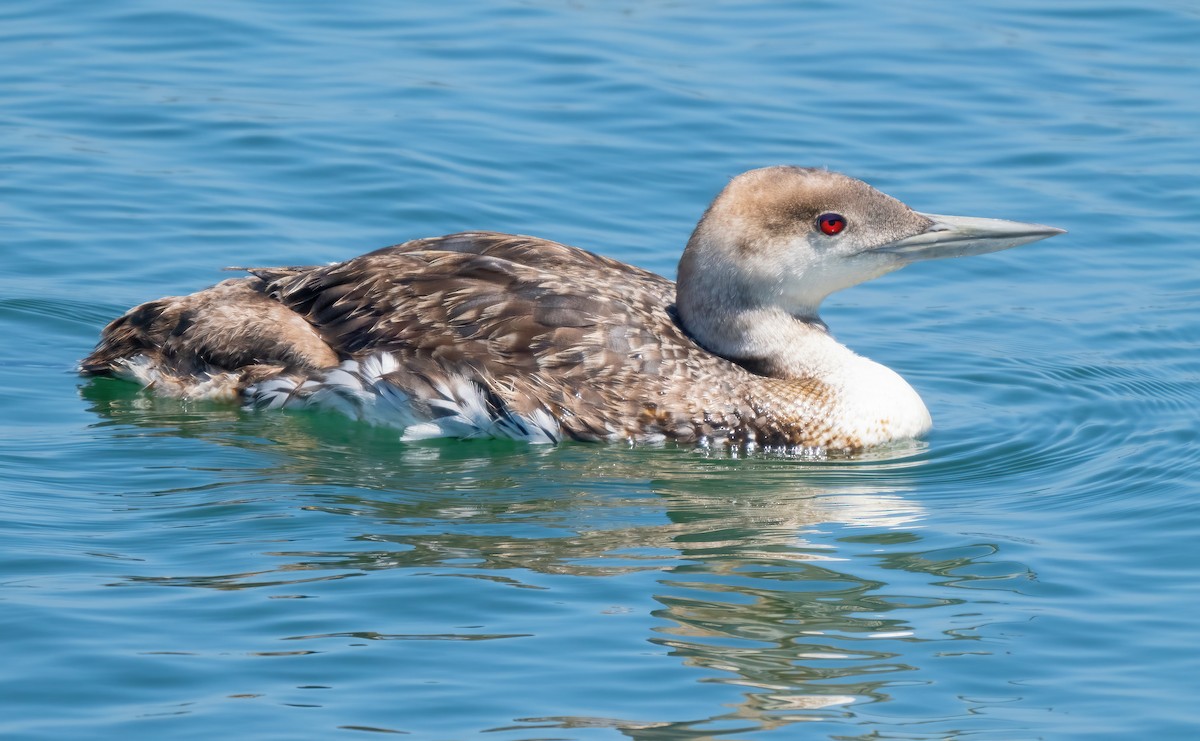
[{"left": 3, "top": 0, "right": 1200, "bottom": 738}]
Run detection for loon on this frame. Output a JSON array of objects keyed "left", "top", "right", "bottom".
[{"left": 81, "top": 166, "right": 1064, "bottom": 451}]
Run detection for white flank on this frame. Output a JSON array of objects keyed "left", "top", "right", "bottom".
[
  {"left": 114, "top": 355, "right": 242, "bottom": 402},
  {"left": 245, "top": 352, "right": 561, "bottom": 444}
]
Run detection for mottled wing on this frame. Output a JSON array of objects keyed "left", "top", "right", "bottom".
[
  {"left": 259, "top": 232, "right": 722, "bottom": 439},
  {"left": 261, "top": 233, "right": 667, "bottom": 359},
  {"left": 80, "top": 278, "right": 339, "bottom": 395}
]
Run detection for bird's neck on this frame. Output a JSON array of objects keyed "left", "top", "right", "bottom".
[
  {"left": 677, "top": 301, "right": 933, "bottom": 447},
  {"left": 676, "top": 299, "right": 837, "bottom": 378}
]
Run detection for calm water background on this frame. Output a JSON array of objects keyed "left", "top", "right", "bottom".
[{"left": 2, "top": 1, "right": 1198, "bottom": 738}]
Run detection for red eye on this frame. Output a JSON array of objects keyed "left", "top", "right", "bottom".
[{"left": 818, "top": 212, "right": 846, "bottom": 235}]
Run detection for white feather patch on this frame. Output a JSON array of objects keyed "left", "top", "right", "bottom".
[
  {"left": 114, "top": 355, "right": 241, "bottom": 401},
  {"left": 245, "top": 352, "right": 561, "bottom": 444}
]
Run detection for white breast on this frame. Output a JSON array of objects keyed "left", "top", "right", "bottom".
[{"left": 828, "top": 353, "right": 932, "bottom": 448}]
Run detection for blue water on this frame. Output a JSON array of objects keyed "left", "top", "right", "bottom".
[{"left": 2, "top": 0, "right": 1198, "bottom": 738}]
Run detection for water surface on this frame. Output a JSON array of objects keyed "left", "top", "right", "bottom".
[{"left": 2, "top": 1, "right": 1199, "bottom": 738}]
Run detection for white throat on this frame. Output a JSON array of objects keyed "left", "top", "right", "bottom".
[{"left": 686, "top": 305, "right": 933, "bottom": 447}]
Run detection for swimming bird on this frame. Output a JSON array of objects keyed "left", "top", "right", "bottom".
[{"left": 81, "top": 166, "right": 1063, "bottom": 451}]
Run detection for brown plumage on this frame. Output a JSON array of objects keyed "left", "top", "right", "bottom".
[{"left": 82, "top": 167, "right": 1064, "bottom": 450}]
